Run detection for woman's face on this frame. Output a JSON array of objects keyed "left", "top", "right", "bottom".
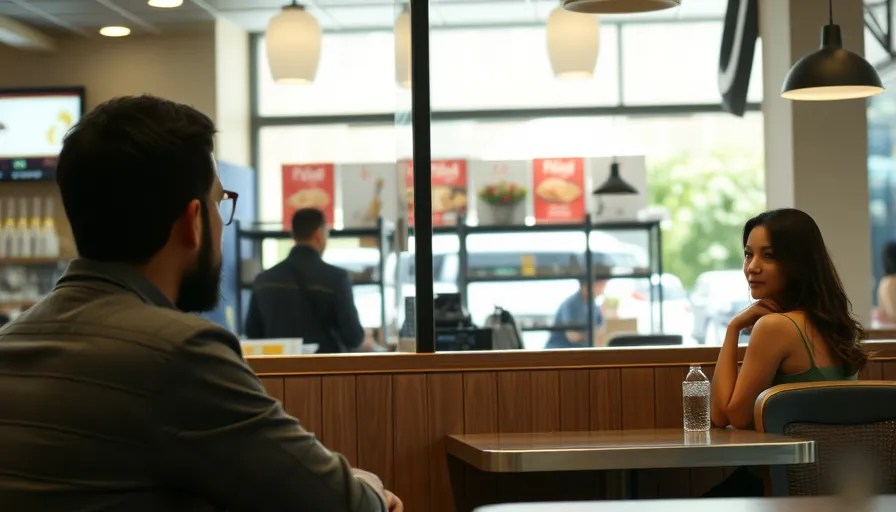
[{"left": 743, "top": 225, "right": 784, "bottom": 301}]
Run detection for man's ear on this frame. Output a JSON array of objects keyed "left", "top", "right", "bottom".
[{"left": 173, "top": 199, "right": 203, "bottom": 251}]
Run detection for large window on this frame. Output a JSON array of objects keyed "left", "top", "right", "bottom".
[{"left": 251, "top": 18, "right": 766, "bottom": 350}]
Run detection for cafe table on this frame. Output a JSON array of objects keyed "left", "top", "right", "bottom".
[
  {"left": 474, "top": 495, "right": 896, "bottom": 511},
  {"left": 447, "top": 429, "right": 814, "bottom": 498},
  {"left": 447, "top": 429, "right": 814, "bottom": 472}
]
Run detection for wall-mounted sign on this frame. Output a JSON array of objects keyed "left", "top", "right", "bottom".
[{"left": 281, "top": 163, "right": 335, "bottom": 229}]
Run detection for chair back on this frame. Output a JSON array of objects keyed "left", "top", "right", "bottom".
[{"left": 754, "top": 381, "right": 896, "bottom": 496}]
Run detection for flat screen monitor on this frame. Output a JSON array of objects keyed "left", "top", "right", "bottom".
[{"left": 0, "top": 87, "right": 85, "bottom": 182}]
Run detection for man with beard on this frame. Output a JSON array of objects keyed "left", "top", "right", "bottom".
[{"left": 0, "top": 95, "right": 401, "bottom": 512}]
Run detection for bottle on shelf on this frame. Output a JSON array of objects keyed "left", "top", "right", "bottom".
[
  {"left": 15, "top": 197, "right": 31, "bottom": 258},
  {"left": 40, "top": 197, "right": 59, "bottom": 258},
  {"left": 1, "top": 199, "right": 17, "bottom": 258},
  {"left": 0, "top": 198, "right": 6, "bottom": 259},
  {"left": 29, "top": 197, "right": 42, "bottom": 258},
  {"left": 682, "top": 365, "right": 711, "bottom": 432}
]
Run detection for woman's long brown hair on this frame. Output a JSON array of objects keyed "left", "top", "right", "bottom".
[{"left": 743, "top": 209, "right": 868, "bottom": 375}]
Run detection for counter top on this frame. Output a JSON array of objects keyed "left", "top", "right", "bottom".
[{"left": 247, "top": 340, "right": 896, "bottom": 376}]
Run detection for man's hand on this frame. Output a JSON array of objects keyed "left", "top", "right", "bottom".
[
  {"left": 352, "top": 468, "right": 385, "bottom": 500},
  {"left": 565, "top": 331, "right": 586, "bottom": 343},
  {"left": 384, "top": 490, "right": 403, "bottom": 511}
]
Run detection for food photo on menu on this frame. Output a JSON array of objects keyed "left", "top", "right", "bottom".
[
  {"left": 532, "top": 158, "right": 586, "bottom": 223},
  {"left": 281, "top": 163, "right": 335, "bottom": 228}
]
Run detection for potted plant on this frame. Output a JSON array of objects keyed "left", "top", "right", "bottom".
[{"left": 478, "top": 181, "right": 527, "bottom": 226}]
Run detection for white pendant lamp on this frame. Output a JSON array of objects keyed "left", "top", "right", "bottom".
[
  {"left": 266, "top": 1, "right": 322, "bottom": 84},
  {"left": 562, "top": 0, "right": 680, "bottom": 13},
  {"left": 547, "top": 5, "right": 600, "bottom": 79},
  {"left": 395, "top": 5, "right": 411, "bottom": 88}
]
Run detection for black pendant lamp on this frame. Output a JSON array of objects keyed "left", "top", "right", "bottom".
[
  {"left": 594, "top": 159, "right": 637, "bottom": 195},
  {"left": 781, "top": 0, "right": 884, "bottom": 101}
]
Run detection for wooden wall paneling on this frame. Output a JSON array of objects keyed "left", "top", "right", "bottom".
[
  {"left": 590, "top": 368, "right": 622, "bottom": 431},
  {"left": 321, "top": 375, "right": 358, "bottom": 465},
  {"left": 882, "top": 361, "right": 896, "bottom": 380},
  {"left": 859, "top": 361, "right": 882, "bottom": 380},
  {"left": 283, "top": 376, "right": 323, "bottom": 438},
  {"left": 356, "top": 375, "right": 394, "bottom": 490},
  {"left": 393, "top": 374, "right": 431, "bottom": 512},
  {"left": 687, "top": 364, "right": 726, "bottom": 496},
  {"left": 427, "top": 373, "right": 465, "bottom": 512},
  {"left": 653, "top": 367, "right": 690, "bottom": 498},
  {"left": 530, "top": 370, "right": 561, "bottom": 432},
  {"left": 559, "top": 369, "right": 591, "bottom": 431},
  {"left": 260, "top": 377, "right": 284, "bottom": 402},
  {"left": 497, "top": 371, "right": 532, "bottom": 433},
  {"left": 463, "top": 372, "right": 499, "bottom": 509},
  {"left": 619, "top": 367, "right": 656, "bottom": 498}
]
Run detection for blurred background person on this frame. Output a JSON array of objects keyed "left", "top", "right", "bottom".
[
  {"left": 544, "top": 265, "right": 610, "bottom": 349},
  {"left": 875, "top": 241, "right": 896, "bottom": 326},
  {"left": 246, "top": 208, "right": 371, "bottom": 353}
]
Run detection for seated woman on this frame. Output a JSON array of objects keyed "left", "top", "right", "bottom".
[{"left": 707, "top": 208, "right": 867, "bottom": 496}]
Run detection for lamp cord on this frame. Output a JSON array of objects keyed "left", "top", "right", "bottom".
[{"left": 828, "top": 0, "right": 833, "bottom": 24}]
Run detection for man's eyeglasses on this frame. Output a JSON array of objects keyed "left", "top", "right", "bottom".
[{"left": 218, "top": 190, "right": 239, "bottom": 226}]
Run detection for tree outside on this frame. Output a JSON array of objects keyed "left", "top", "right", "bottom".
[{"left": 647, "top": 147, "right": 765, "bottom": 290}]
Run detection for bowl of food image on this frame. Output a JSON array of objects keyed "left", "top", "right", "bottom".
[
  {"left": 535, "top": 177, "right": 582, "bottom": 203},
  {"left": 286, "top": 187, "right": 331, "bottom": 210}
]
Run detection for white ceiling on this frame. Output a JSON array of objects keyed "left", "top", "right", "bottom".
[{"left": 0, "top": 0, "right": 727, "bottom": 36}]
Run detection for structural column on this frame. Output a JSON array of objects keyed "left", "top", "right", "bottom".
[{"left": 760, "top": 0, "right": 872, "bottom": 325}]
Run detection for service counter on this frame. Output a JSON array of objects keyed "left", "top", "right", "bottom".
[{"left": 247, "top": 341, "right": 896, "bottom": 511}]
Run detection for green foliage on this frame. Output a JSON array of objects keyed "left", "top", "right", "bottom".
[{"left": 647, "top": 148, "right": 765, "bottom": 290}]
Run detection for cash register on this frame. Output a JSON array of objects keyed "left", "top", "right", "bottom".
[{"left": 399, "top": 293, "right": 493, "bottom": 351}]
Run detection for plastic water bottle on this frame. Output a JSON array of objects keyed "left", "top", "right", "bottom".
[{"left": 682, "top": 365, "right": 711, "bottom": 431}]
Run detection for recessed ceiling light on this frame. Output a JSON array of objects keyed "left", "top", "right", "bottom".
[
  {"left": 99, "top": 26, "right": 131, "bottom": 37},
  {"left": 148, "top": 0, "right": 184, "bottom": 7}
]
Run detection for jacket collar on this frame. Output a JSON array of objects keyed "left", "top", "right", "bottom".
[{"left": 56, "top": 259, "right": 177, "bottom": 310}]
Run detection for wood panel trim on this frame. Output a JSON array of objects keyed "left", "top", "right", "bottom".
[{"left": 248, "top": 341, "right": 896, "bottom": 376}]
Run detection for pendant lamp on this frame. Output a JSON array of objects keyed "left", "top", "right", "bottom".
[
  {"left": 562, "top": 0, "right": 680, "bottom": 14},
  {"left": 266, "top": 1, "right": 322, "bottom": 84},
  {"left": 594, "top": 159, "right": 637, "bottom": 195},
  {"left": 781, "top": 0, "right": 883, "bottom": 101},
  {"left": 546, "top": 5, "right": 600, "bottom": 79},
  {"left": 395, "top": 5, "right": 411, "bottom": 88}
]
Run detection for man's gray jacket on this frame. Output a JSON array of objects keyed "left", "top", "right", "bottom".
[{"left": 0, "top": 259, "right": 384, "bottom": 511}]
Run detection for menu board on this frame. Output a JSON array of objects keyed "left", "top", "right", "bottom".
[
  {"left": 341, "top": 163, "right": 398, "bottom": 228},
  {"left": 281, "top": 163, "right": 335, "bottom": 229},
  {"left": 404, "top": 159, "right": 468, "bottom": 226},
  {"left": 532, "top": 157, "right": 586, "bottom": 223},
  {"left": 469, "top": 160, "right": 531, "bottom": 226},
  {"left": 0, "top": 89, "right": 83, "bottom": 182}
]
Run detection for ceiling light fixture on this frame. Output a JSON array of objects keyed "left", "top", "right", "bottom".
[
  {"left": 546, "top": 5, "right": 600, "bottom": 79},
  {"left": 781, "top": 0, "right": 883, "bottom": 101},
  {"left": 562, "top": 0, "right": 680, "bottom": 14},
  {"left": 394, "top": 4, "right": 411, "bottom": 88},
  {"left": 147, "top": 0, "right": 183, "bottom": 7},
  {"left": 266, "top": 1, "right": 322, "bottom": 84},
  {"left": 99, "top": 26, "right": 130, "bottom": 37}
]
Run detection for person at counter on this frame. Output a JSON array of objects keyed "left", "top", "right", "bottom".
[
  {"left": 245, "top": 208, "right": 368, "bottom": 353},
  {"left": 544, "top": 267, "right": 609, "bottom": 349},
  {"left": 0, "top": 96, "right": 400, "bottom": 511}
]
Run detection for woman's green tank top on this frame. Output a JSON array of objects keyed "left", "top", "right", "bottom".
[{"left": 771, "top": 314, "right": 855, "bottom": 386}]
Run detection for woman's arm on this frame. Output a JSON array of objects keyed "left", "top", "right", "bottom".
[{"left": 711, "top": 315, "right": 790, "bottom": 429}]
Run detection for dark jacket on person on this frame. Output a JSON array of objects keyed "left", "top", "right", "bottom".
[
  {"left": 0, "top": 259, "right": 384, "bottom": 512},
  {"left": 245, "top": 245, "right": 365, "bottom": 353}
]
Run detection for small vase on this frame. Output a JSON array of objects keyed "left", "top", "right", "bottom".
[{"left": 486, "top": 202, "right": 521, "bottom": 226}]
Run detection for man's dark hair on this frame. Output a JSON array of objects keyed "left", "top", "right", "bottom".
[
  {"left": 884, "top": 241, "right": 896, "bottom": 276},
  {"left": 56, "top": 95, "right": 216, "bottom": 264},
  {"left": 291, "top": 208, "right": 326, "bottom": 241}
]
